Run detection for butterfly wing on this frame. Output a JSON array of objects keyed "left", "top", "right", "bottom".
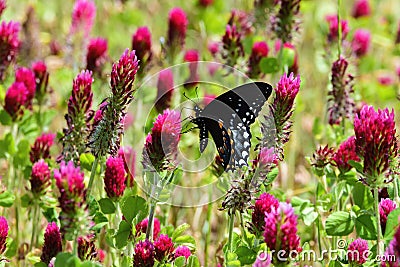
[{"left": 202, "top": 82, "right": 272, "bottom": 170}]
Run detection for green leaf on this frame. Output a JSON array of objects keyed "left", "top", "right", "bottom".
[
  {"left": 0, "top": 110, "right": 12, "bottom": 126},
  {"left": 115, "top": 220, "right": 131, "bottom": 249},
  {"left": 187, "top": 255, "right": 201, "bottom": 267},
  {"left": 120, "top": 256, "right": 132, "bottom": 267},
  {"left": 352, "top": 182, "right": 374, "bottom": 210},
  {"left": 260, "top": 57, "right": 279, "bottom": 74},
  {"left": 325, "top": 211, "right": 354, "bottom": 236},
  {"left": 0, "top": 191, "right": 15, "bottom": 207},
  {"left": 80, "top": 153, "right": 95, "bottom": 172},
  {"left": 303, "top": 210, "right": 319, "bottom": 226},
  {"left": 54, "top": 252, "right": 78, "bottom": 267},
  {"left": 121, "top": 196, "right": 148, "bottom": 224},
  {"left": 81, "top": 261, "right": 102, "bottom": 267},
  {"left": 348, "top": 160, "right": 363, "bottom": 174},
  {"left": 355, "top": 214, "right": 377, "bottom": 240},
  {"left": 98, "top": 198, "right": 116, "bottom": 214},
  {"left": 328, "top": 260, "right": 343, "bottom": 267},
  {"left": 236, "top": 246, "right": 257, "bottom": 265},
  {"left": 173, "top": 235, "right": 196, "bottom": 250},
  {"left": 172, "top": 223, "right": 190, "bottom": 240},
  {"left": 384, "top": 208, "right": 400, "bottom": 241},
  {"left": 14, "top": 139, "right": 30, "bottom": 167},
  {"left": 4, "top": 237, "right": 17, "bottom": 258},
  {"left": 21, "top": 193, "right": 33, "bottom": 208},
  {"left": 174, "top": 256, "right": 186, "bottom": 267},
  {"left": 3, "top": 133, "right": 15, "bottom": 156},
  {"left": 282, "top": 47, "right": 295, "bottom": 67}
]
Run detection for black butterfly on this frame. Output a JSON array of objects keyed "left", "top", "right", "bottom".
[{"left": 190, "top": 82, "right": 273, "bottom": 171}]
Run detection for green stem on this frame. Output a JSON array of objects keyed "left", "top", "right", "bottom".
[
  {"left": 394, "top": 178, "right": 400, "bottom": 205},
  {"left": 30, "top": 203, "right": 39, "bottom": 249},
  {"left": 227, "top": 209, "right": 235, "bottom": 252},
  {"left": 374, "top": 187, "right": 382, "bottom": 256},
  {"left": 146, "top": 201, "right": 156, "bottom": 241},
  {"left": 337, "top": 0, "right": 342, "bottom": 57},
  {"left": 87, "top": 156, "right": 100, "bottom": 197},
  {"left": 204, "top": 192, "right": 212, "bottom": 267}
]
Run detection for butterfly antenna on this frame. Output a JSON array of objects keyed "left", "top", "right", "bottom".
[
  {"left": 195, "top": 87, "right": 199, "bottom": 101},
  {"left": 183, "top": 92, "right": 199, "bottom": 107}
]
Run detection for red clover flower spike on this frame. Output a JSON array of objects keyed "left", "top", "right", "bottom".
[
  {"left": 155, "top": 69, "right": 174, "bottom": 113},
  {"left": 354, "top": 105, "right": 398, "bottom": 187},
  {"left": 247, "top": 41, "right": 269, "bottom": 79},
  {"left": 70, "top": 0, "right": 96, "bottom": 37},
  {"left": 132, "top": 26, "right": 152, "bottom": 73},
  {"left": 166, "top": 7, "right": 188, "bottom": 57},
  {"left": 221, "top": 24, "right": 244, "bottom": 67},
  {"left": 30, "top": 133, "right": 56, "bottom": 163},
  {"left": 347, "top": 238, "right": 369, "bottom": 265},
  {"left": 379, "top": 198, "right": 396, "bottom": 234},
  {"left": 328, "top": 56, "right": 354, "bottom": 126},
  {"left": 0, "top": 216, "right": 8, "bottom": 255},
  {"left": 30, "top": 159, "right": 51, "bottom": 197},
  {"left": 90, "top": 49, "right": 139, "bottom": 157},
  {"left": 0, "top": 20, "right": 20, "bottom": 81},
  {"left": 333, "top": 136, "right": 360, "bottom": 173},
  {"left": 86, "top": 37, "right": 108, "bottom": 75},
  {"left": 133, "top": 240, "right": 155, "bottom": 267},
  {"left": 271, "top": 0, "right": 301, "bottom": 43},
  {"left": 142, "top": 109, "right": 181, "bottom": 172},
  {"left": 104, "top": 156, "right": 126, "bottom": 199},
  {"left": 40, "top": 222, "right": 62, "bottom": 264}
]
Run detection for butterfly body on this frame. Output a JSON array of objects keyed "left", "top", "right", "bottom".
[{"left": 191, "top": 82, "right": 272, "bottom": 171}]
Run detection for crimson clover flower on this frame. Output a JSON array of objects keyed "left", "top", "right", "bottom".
[
  {"left": 251, "top": 192, "right": 279, "bottom": 233},
  {"left": 154, "top": 234, "right": 174, "bottom": 261},
  {"left": 199, "top": 0, "right": 213, "bottom": 7},
  {"left": 60, "top": 70, "right": 94, "bottom": 163},
  {"left": 132, "top": 26, "right": 152, "bottom": 74},
  {"left": 352, "top": 29, "right": 371, "bottom": 57},
  {"left": 247, "top": 41, "right": 269, "bottom": 79},
  {"left": 347, "top": 238, "right": 369, "bottom": 265},
  {"left": 333, "top": 136, "right": 360, "bottom": 173},
  {"left": 271, "top": 0, "right": 301, "bottom": 43},
  {"left": 77, "top": 235, "right": 99, "bottom": 261},
  {"left": 40, "top": 222, "right": 62, "bottom": 264},
  {"left": 0, "top": 20, "right": 20, "bottom": 81},
  {"left": 310, "top": 145, "right": 335, "bottom": 172},
  {"left": 325, "top": 14, "right": 349, "bottom": 42},
  {"left": 30, "top": 133, "right": 56, "bottom": 163},
  {"left": 133, "top": 240, "right": 155, "bottom": 267},
  {"left": 208, "top": 41, "right": 219, "bottom": 57},
  {"left": 252, "top": 147, "right": 278, "bottom": 184},
  {"left": 221, "top": 24, "right": 244, "bottom": 67},
  {"left": 174, "top": 245, "right": 191, "bottom": 259},
  {"left": 4, "top": 82, "right": 28, "bottom": 120},
  {"left": 382, "top": 224, "right": 400, "bottom": 267},
  {"left": 142, "top": 109, "right": 181, "bottom": 172},
  {"left": 253, "top": 252, "right": 272, "bottom": 267},
  {"left": 0, "top": 216, "right": 8, "bottom": 255},
  {"left": 263, "top": 202, "right": 301, "bottom": 264},
  {"left": 54, "top": 161, "right": 87, "bottom": 239},
  {"left": 353, "top": 105, "right": 397, "bottom": 186},
  {"left": 166, "top": 7, "right": 188, "bottom": 50},
  {"left": 352, "top": 0, "right": 371, "bottom": 19},
  {"left": 136, "top": 217, "right": 161, "bottom": 238},
  {"left": 379, "top": 198, "right": 397, "bottom": 234},
  {"left": 228, "top": 9, "right": 253, "bottom": 37},
  {"left": 0, "top": 0, "right": 5, "bottom": 17},
  {"left": 266, "top": 73, "right": 300, "bottom": 160},
  {"left": 104, "top": 156, "right": 126, "bottom": 199},
  {"left": 32, "top": 61, "right": 50, "bottom": 104},
  {"left": 90, "top": 49, "right": 139, "bottom": 157},
  {"left": 118, "top": 146, "right": 135, "bottom": 187},
  {"left": 86, "top": 37, "right": 108, "bottom": 76},
  {"left": 183, "top": 49, "right": 200, "bottom": 89},
  {"left": 155, "top": 69, "right": 174, "bottom": 113},
  {"left": 15, "top": 67, "right": 36, "bottom": 103},
  {"left": 70, "top": 0, "right": 96, "bottom": 37},
  {"left": 328, "top": 56, "right": 355, "bottom": 125},
  {"left": 30, "top": 159, "right": 51, "bottom": 197}
]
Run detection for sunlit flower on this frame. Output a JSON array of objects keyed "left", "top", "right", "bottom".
[
  {"left": 142, "top": 109, "right": 181, "bottom": 172},
  {"left": 0, "top": 216, "right": 8, "bottom": 254},
  {"left": 174, "top": 245, "right": 191, "bottom": 259},
  {"left": 167, "top": 7, "right": 188, "bottom": 48},
  {"left": 251, "top": 193, "right": 279, "bottom": 233},
  {"left": 347, "top": 238, "right": 369, "bottom": 265},
  {"left": 15, "top": 67, "right": 36, "bottom": 103},
  {"left": 325, "top": 14, "right": 349, "bottom": 42},
  {"left": 154, "top": 234, "right": 174, "bottom": 261},
  {"left": 30, "top": 133, "right": 56, "bottom": 163},
  {"left": 352, "top": 29, "right": 371, "bottom": 57},
  {"left": 86, "top": 37, "right": 108, "bottom": 75},
  {"left": 90, "top": 49, "right": 139, "bottom": 157},
  {"left": 264, "top": 202, "right": 301, "bottom": 264},
  {"left": 32, "top": 61, "right": 49, "bottom": 104},
  {"left": 155, "top": 69, "right": 174, "bottom": 113},
  {"left": 333, "top": 136, "right": 360, "bottom": 173},
  {"left": 352, "top": 0, "right": 371, "bottom": 19},
  {"left": 0, "top": 21, "right": 20, "bottom": 80},
  {"left": 30, "top": 159, "right": 51, "bottom": 197},
  {"left": 136, "top": 217, "right": 161, "bottom": 238},
  {"left": 379, "top": 198, "right": 397, "bottom": 234},
  {"left": 40, "top": 222, "right": 62, "bottom": 264},
  {"left": 133, "top": 240, "right": 155, "bottom": 267},
  {"left": 328, "top": 56, "right": 354, "bottom": 125},
  {"left": 354, "top": 105, "right": 397, "bottom": 186},
  {"left": 269, "top": 73, "right": 300, "bottom": 160},
  {"left": 247, "top": 41, "right": 269, "bottom": 78},
  {"left": 104, "top": 156, "right": 126, "bottom": 199},
  {"left": 70, "top": 0, "right": 96, "bottom": 37}
]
